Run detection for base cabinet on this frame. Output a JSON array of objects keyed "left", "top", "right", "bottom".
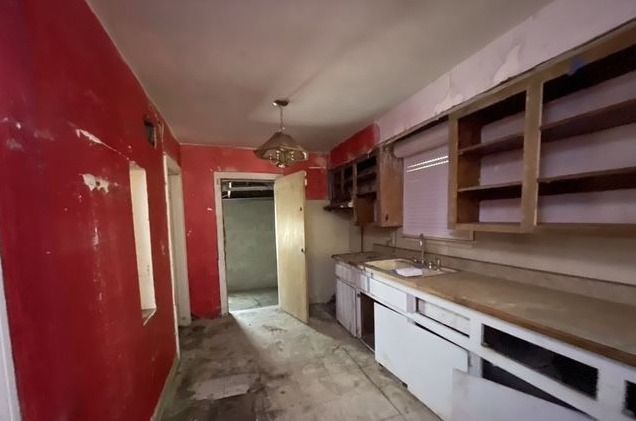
[
  {"left": 406, "top": 322, "right": 468, "bottom": 421},
  {"left": 374, "top": 303, "right": 412, "bottom": 381},
  {"left": 336, "top": 279, "right": 357, "bottom": 336},
  {"left": 451, "top": 371, "right": 591, "bottom": 421}
]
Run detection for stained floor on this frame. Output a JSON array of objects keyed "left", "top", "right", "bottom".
[
  {"left": 229, "top": 287, "right": 279, "bottom": 311},
  {"left": 162, "top": 304, "right": 439, "bottom": 421}
]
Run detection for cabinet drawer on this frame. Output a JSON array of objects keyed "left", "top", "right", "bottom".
[
  {"left": 416, "top": 299, "right": 470, "bottom": 336},
  {"left": 369, "top": 278, "right": 408, "bottom": 312}
]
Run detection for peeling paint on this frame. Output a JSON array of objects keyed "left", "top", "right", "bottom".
[
  {"left": 34, "top": 129, "right": 54, "bottom": 141},
  {"left": 71, "top": 124, "right": 130, "bottom": 161},
  {"left": 92, "top": 227, "right": 100, "bottom": 247},
  {"left": 81, "top": 174, "right": 112, "bottom": 193},
  {"left": 76, "top": 129, "right": 105, "bottom": 146},
  {"left": 433, "top": 86, "right": 464, "bottom": 115},
  {"left": 493, "top": 44, "right": 522, "bottom": 85},
  {"left": 1, "top": 117, "right": 23, "bottom": 129},
  {"left": 6, "top": 138, "right": 24, "bottom": 151},
  {"left": 206, "top": 207, "right": 213, "bottom": 212}
]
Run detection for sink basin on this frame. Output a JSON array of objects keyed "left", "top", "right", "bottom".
[
  {"left": 365, "top": 258, "right": 416, "bottom": 271},
  {"left": 364, "top": 258, "right": 456, "bottom": 277}
]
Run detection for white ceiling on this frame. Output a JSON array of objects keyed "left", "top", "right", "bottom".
[{"left": 87, "top": 0, "right": 551, "bottom": 152}]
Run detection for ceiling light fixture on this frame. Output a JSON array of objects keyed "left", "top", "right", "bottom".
[{"left": 254, "top": 99, "right": 308, "bottom": 168}]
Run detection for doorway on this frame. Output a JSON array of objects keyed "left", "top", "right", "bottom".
[
  {"left": 215, "top": 171, "right": 309, "bottom": 322},
  {"left": 164, "top": 156, "right": 192, "bottom": 329},
  {"left": 221, "top": 179, "right": 278, "bottom": 312}
]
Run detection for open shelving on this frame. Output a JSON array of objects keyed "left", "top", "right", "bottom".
[
  {"left": 326, "top": 148, "right": 402, "bottom": 227},
  {"left": 449, "top": 23, "right": 636, "bottom": 234}
]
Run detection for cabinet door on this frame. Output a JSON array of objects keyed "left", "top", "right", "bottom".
[
  {"left": 406, "top": 322, "right": 468, "bottom": 421},
  {"left": 374, "top": 303, "right": 411, "bottom": 381},
  {"left": 376, "top": 148, "right": 403, "bottom": 227},
  {"left": 452, "top": 371, "right": 591, "bottom": 421},
  {"left": 336, "top": 279, "right": 357, "bottom": 336}
]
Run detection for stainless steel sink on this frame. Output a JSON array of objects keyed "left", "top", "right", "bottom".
[{"left": 364, "top": 258, "right": 456, "bottom": 277}]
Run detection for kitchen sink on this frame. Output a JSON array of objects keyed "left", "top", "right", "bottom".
[{"left": 364, "top": 258, "right": 456, "bottom": 277}]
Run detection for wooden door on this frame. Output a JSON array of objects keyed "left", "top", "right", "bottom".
[
  {"left": 377, "top": 148, "right": 403, "bottom": 227},
  {"left": 274, "top": 171, "right": 309, "bottom": 323}
]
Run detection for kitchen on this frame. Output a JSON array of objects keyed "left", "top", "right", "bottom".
[{"left": 1, "top": 1, "right": 636, "bottom": 420}]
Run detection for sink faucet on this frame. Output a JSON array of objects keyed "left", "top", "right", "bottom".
[
  {"left": 412, "top": 234, "right": 428, "bottom": 267},
  {"left": 414, "top": 234, "right": 442, "bottom": 271}
]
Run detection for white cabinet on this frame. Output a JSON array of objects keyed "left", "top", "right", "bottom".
[
  {"left": 406, "top": 322, "right": 469, "bottom": 421},
  {"left": 451, "top": 371, "right": 591, "bottom": 421},
  {"left": 375, "top": 303, "right": 412, "bottom": 381},
  {"left": 336, "top": 278, "right": 357, "bottom": 336},
  {"left": 369, "top": 278, "right": 409, "bottom": 312}
]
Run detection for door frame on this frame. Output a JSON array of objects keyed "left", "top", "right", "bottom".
[
  {"left": 214, "top": 172, "right": 280, "bottom": 315},
  {"left": 0, "top": 255, "right": 21, "bottom": 421},
  {"left": 163, "top": 155, "right": 192, "bottom": 357}
]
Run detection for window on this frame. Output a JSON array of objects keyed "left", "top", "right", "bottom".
[
  {"left": 129, "top": 164, "right": 156, "bottom": 322},
  {"left": 396, "top": 123, "right": 470, "bottom": 240}
]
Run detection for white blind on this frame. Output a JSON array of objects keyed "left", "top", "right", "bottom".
[{"left": 402, "top": 140, "right": 470, "bottom": 240}]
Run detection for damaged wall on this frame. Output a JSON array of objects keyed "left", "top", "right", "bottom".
[
  {"left": 181, "top": 145, "right": 339, "bottom": 318},
  {"left": 333, "top": 0, "right": 636, "bottom": 287},
  {"left": 0, "top": 0, "right": 180, "bottom": 419}
]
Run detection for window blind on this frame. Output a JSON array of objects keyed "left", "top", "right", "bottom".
[{"left": 400, "top": 126, "right": 471, "bottom": 240}]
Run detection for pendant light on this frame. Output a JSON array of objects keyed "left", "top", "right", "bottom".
[{"left": 254, "top": 99, "right": 308, "bottom": 168}]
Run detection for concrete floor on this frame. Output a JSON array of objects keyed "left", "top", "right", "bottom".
[
  {"left": 162, "top": 304, "right": 439, "bottom": 421},
  {"left": 229, "top": 287, "right": 279, "bottom": 311}
]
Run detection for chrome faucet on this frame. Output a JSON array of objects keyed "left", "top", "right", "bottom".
[{"left": 414, "top": 234, "right": 442, "bottom": 271}]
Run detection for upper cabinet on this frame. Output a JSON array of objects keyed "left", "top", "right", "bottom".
[
  {"left": 449, "top": 24, "right": 636, "bottom": 234},
  {"left": 327, "top": 147, "right": 403, "bottom": 227}
]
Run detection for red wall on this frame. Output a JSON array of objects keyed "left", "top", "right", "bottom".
[
  {"left": 0, "top": 1, "right": 179, "bottom": 419},
  {"left": 181, "top": 145, "right": 327, "bottom": 318},
  {"left": 329, "top": 124, "right": 379, "bottom": 167}
]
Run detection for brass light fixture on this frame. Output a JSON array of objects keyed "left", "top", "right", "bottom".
[{"left": 254, "top": 99, "right": 308, "bottom": 168}]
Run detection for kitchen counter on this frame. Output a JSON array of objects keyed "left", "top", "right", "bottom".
[
  {"left": 363, "top": 264, "right": 636, "bottom": 367},
  {"left": 332, "top": 251, "right": 393, "bottom": 267}
]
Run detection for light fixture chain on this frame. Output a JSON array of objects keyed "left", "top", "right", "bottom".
[{"left": 279, "top": 104, "right": 285, "bottom": 131}]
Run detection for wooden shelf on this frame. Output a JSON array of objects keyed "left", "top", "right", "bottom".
[
  {"left": 542, "top": 98, "right": 636, "bottom": 142},
  {"left": 535, "top": 223, "right": 636, "bottom": 236},
  {"left": 357, "top": 169, "right": 377, "bottom": 182},
  {"left": 538, "top": 166, "right": 636, "bottom": 196},
  {"left": 324, "top": 201, "right": 353, "bottom": 211},
  {"left": 456, "top": 223, "right": 524, "bottom": 233},
  {"left": 458, "top": 181, "right": 523, "bottom": 200},
  {"left": 458, "top": 132, "right": 524, "bottom": 156}
]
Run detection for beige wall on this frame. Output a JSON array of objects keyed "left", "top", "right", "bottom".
[
  {"left": 305, "top": 201, "right": 352, "bottom": 303},
  {"left": 349, "top": 224, "right": 636, "bottom": 287}
]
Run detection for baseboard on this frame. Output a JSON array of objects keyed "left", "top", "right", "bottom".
[{"left": 151, "top": 356, "right": 180, "bottom": 421}]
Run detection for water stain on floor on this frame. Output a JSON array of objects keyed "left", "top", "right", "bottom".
[{"left": 162, "top": 305, "right": 439, "bottom": 421}]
